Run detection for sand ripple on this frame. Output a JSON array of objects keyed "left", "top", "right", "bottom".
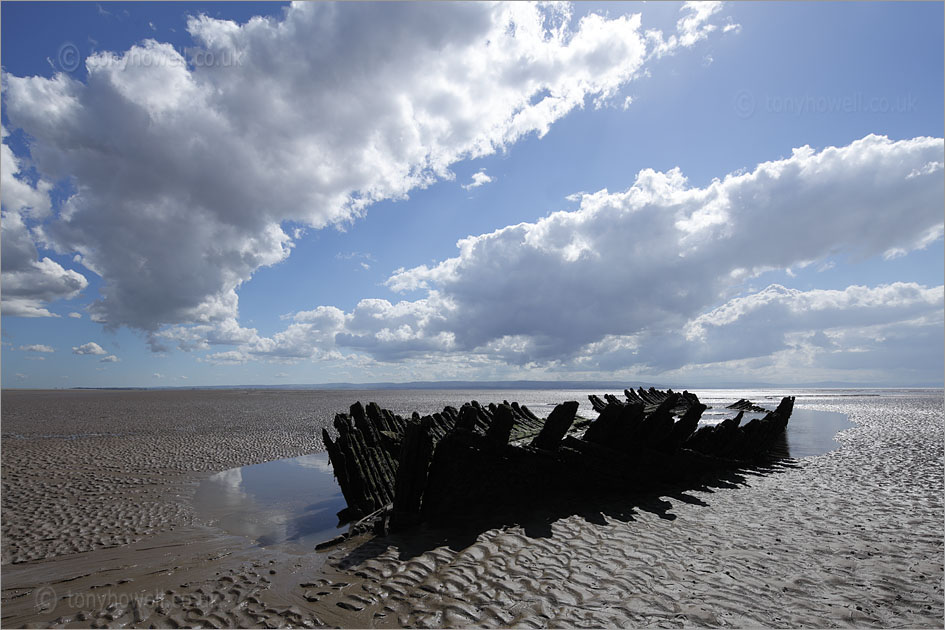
[
  {"left": 2, "top": 390, "right": 332, "bottom": 565},
  {"left": 308, "top": 392, "right": 943, "bottom": 628},
  {"left": 2, "top": 389, "right": 942, "bottom": 628}
]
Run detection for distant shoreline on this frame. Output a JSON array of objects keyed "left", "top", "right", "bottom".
[{"left": 3, "top": 381, "right": 942, "bottom": 392}]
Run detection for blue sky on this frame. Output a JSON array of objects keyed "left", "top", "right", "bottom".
[{"left": 2, "top": 1, "right": 943, "bottom": 388}]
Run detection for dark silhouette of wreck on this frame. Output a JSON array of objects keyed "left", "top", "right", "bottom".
[{"left": 320, "top": 387, "right": 794, "bottom": 547}]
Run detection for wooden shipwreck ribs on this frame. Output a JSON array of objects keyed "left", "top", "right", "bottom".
[{"left": 321, "top": 388, "right": 795, "bottom": 544}]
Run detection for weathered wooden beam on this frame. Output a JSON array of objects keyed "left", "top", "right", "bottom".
[
  {"left": 635, "top": 393, "right": 680, "bottom": 446},
  {"left": 727, "top": 399, "right": 768, "bottom": 413},
  {"left": 661, "top": 402, "right": 707, "bottom": 452},
  {"left": 530, "top": 401, "right": 578, "bottom": 450},
  {"left": 391, "top": 417, "right": 434, "bottom": 529},
  {"left": 486, "top": 404, "right": 514, "bottom": 446},
  {"left": 583, "top": 400, "right": 643, "bottom": 448}
]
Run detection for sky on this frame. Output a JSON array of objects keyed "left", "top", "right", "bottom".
[{"left": 1, "top": 1, "right": 943, "bottom": 389}]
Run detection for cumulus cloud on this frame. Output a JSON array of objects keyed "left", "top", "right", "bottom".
[
  {"left": 628, "top": 282, "right": 944, "bottom": 371},
  {"left": 689, "top": 283, "right": 943, "bottom": 338},
  {"left": 463, "top": 170, "right": 494, "bottom": 190},
  {"left": 156, "top": 317, "right": 259, "bottom": 352},
  {"left": 72, "top": 341, "right": 107, "bottom": 355},
  {"left": 375, "top": 134, "right": 943, "bottom": 363},
  {"left": 100, "top": 354, "right": 120, "bottom": 363},
  {"left": 336, "top": 297, "right": 456, "bottom": 361},
  {"left": 19, "top": 344, "right": 55, "bottom": 353},
  {"left": 185, "top": 134, "right": 943, "bottom": 378},
  {"left": 201, "top": 350, "right": 248, "bottom": 366},
  {"left": 68, "top": 312, "right": 83, "bottom": 319},
  {"left": 531, "top": 281, "right": 943, "bottom": 386},
  {"left": 2, "top": 1, "right": 726, "bottom": 334},
  {"left": 1, "top": 129, "right": 88, "bottom": 318},
  {"left": 1, "top": 127, "right": 52, "bottom": 219}
]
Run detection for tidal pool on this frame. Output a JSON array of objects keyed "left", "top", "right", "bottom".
[
  {"left": 700, "top": 405, "right": 853, "bottom": 458},
  {"left": 194, "top": 452, "right": 346, "bottom": 552},
  {"left": 781, "top": 407, "right": 854, "bottom": 458}
]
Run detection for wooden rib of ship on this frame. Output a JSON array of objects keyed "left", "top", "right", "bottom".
[{"left": 319, "top": 387, "right": 794, "bottom": 545}]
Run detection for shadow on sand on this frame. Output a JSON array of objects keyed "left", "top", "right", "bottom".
[{"left": 333, "top": 445, "right": 800, "bottom": 568}]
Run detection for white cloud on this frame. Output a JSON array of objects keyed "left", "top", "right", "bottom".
[
  {"left": 375, "top": 134, "right": 943, "bottom": 364},
  {"left": 690, "top": 283, "right": 943, "bottom": 334},
  {"left": 162, "top": 134, "right": 943, "bottom": 379},
  {"left": 335, "top": 296, "right": 456, "bottom": 361},
  {"left": 100, "top": 354, "right": 120, "bottom": 363},
  {"left": 1, "top": 127, "right": 52, "bottom": 219},
  {"left": 247, "top": 306, "right": 345, "bottom": 361},
  {"left": 1, "top": 129, "right": 88, "bottom": 318},
  {"left": 73, "top": 341, "right": 107, "bottom": 355},
  {"left": 293, "top": 454, "right": 334, "bottom": 473},
  {"left": 649, "top": 1, "right": 729, "bottom": 56},
  {"left": 2, "top": 2, "right": 728, "bottom": 335},
  {"left": 462, "top": 170, "right": 494, "bottom": 190},
  {"left": 156, "top": 317, "right": 259, "bottom": 352},
  {"left": 906, "top": 161, "right": 942, "bottom": 179},
  {"left": 202, "top": 350, "right": 248, "bottom": 365},
  {"left": 152, "top": 372, "right": 164, "bottom": 379},
  {"left": 666, "top": 282, "right": 945, "bottom": 368},
  {"left": 68, "top": 311, "right": 83, "bottom": 319},
  {"left": 676, "top": 2, "right": 723, "bottom": 47},
  {"left": 19, "top": 344, "right": 55, "bottom": 353},
  {"left": 335, "top": 251, "right": 375, "bottom": 271}
]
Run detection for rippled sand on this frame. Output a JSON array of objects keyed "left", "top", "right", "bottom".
[{"left": 2, "top": 389, "right": 942, "bottom": 628}]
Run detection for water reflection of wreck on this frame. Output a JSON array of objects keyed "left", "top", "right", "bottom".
[{"left": 320, "top": 388, "right": 794, "bottom": 545}]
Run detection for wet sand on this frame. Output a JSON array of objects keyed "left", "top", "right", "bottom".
[{"left": 1, "top": 389, "right": 942, "bottom": 628}]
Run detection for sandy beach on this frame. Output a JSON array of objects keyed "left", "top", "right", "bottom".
[{"left": 1, "top": 388, "right": 942, "bottom": 628}]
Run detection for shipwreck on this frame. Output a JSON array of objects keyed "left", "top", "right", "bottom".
[{"left": 319, "top": 388, "right": 795, "bottom": 546}]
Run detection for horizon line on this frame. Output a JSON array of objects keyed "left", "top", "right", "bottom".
[{"left": 4, "top": 379, "right": 943, "bottom": 392}]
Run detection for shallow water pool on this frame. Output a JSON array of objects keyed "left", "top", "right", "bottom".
[
  {"left": 782, "top": 407, "right": 854, "bottom": 458},
  {"left": 700, "top": 406, "right": 853, "bottom": 458},
  {"left": 193, "top": 452, "right": 346, "bottom": 552}
]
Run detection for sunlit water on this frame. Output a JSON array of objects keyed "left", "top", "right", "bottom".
[
  {"left": 193, "top": 452, "right": 346, "bottom": 553},
  {"left": 193, "top": 388, "right": 859, "bottom": 550}
]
